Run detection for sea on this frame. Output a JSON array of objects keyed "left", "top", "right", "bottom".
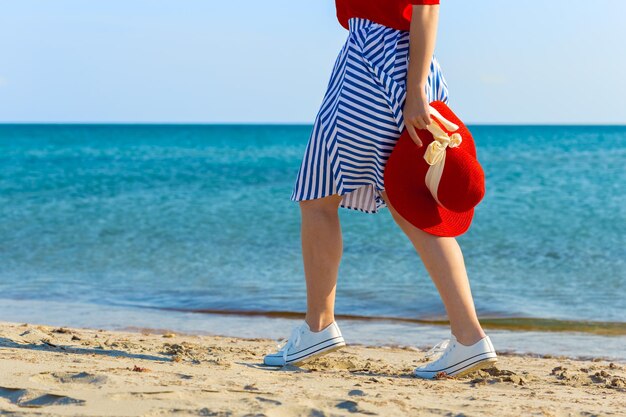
[{"left": 0, "top": 124, "right": 625, "bottom": 361}]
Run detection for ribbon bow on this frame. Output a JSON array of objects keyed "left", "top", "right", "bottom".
[
  {"left": 423, "top": 106, "right": 463, "bottom": 166},
  {"left": 422, "top": 106, "right": 463, "bottom": 208}
]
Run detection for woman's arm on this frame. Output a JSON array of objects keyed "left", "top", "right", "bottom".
[{"left": 403, "top": 5, "right": 440, "bottom": 147}]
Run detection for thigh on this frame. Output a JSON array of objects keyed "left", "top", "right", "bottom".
[
  {"left": 380, "top": 189, "right": 451, "bottom": 255},
  {"left": 299, "top": 193, "right": 344, "bottom": 214},
  {"left": 380, "top": 190, "right": 429, "bottom": 239},
  {"left": 379, "top": 190, "right": 405, "bottom": 222}
]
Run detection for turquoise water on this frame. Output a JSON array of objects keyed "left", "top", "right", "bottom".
[{"left": 0, "top": 124, "right": 625, "bottom": 335}]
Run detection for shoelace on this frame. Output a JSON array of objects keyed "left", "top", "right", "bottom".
[
  {"left": 423, "top": 338, "right": 451, "bottom": 360},
  {"left": 276, "top": 323, "right": 304, "bottom": 364}
]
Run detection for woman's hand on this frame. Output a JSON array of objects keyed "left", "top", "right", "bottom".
[
  {"left": 403, "top": 4, "right": 440, "bottom": 147},
  {"left": 403, "top": 87, "right": 431, "bottom": 147}
]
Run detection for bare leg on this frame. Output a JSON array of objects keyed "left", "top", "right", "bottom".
[
  {"left": 380, "top": 190, "right": 486, "bottom": 346},
  {"left": 299, "top": 194, "right": 344, "bottom": 332}
]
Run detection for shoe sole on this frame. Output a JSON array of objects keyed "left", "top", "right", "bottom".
[
  {"left": 287, "top": 342, "right": 347, "bottom": 367},
  {"left": 449, "top": 357, "right": 498, "bottom": 378},
  {"left": 413, "top": 356, "right": 498, "bottom": 379}
]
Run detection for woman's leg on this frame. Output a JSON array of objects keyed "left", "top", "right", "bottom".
[
  {"left": 380, "top": 190, "right": 487, "bottom": 346},
  {"left": 299, "top": 194, "right": 344, "bottom": 332}
]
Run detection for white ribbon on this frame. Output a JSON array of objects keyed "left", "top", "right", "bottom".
[{"left": 422, "top": 105, "right": 463, "bottom": 207}]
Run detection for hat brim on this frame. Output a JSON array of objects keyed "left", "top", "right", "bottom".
[{"left": 383, "top": 101, "right": 476, "bottom": 237}]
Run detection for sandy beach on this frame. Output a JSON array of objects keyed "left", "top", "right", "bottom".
[{"left": 1, "top": 321, "right": 624, "bottom": 416}]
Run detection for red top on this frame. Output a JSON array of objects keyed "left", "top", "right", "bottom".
[{"left": 336, "top": 0, "right": 440, "bottom": 31}]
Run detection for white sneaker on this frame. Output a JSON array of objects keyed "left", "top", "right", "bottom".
[
  {"left": 263, "top": 320, "right": 346, "bottom": 367},
  {"left": 413, "top": 333, "right": 498, "bottom": 379}
]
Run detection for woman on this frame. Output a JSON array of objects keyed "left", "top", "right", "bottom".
[{"left": 263, "top": 0, "right": 498, "bottom": 379}]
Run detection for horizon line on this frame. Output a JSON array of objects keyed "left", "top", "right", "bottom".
[{"left": 1, "top": 121, "right": 626, "bottom": 127}]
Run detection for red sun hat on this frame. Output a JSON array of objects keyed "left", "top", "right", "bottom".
[{"left": 383, "top": 100, "right": 485, "bottom": 237}]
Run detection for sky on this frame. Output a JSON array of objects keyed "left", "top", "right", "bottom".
[{"left": 1, "top": 0, "right": 625, "bottom": 124}]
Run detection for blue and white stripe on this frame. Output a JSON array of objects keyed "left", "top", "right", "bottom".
[{"left": 290, "top": 17, "right": 449, "bottom": 213}]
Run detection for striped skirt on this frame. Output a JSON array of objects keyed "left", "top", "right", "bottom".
[{"left": 290, "top": 17, "right": 450, "bottom": 213}]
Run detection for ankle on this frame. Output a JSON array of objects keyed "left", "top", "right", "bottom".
[
  {"left": 451, "top": 327, "right": 487, "bottom": 346},
  {"left": 305, "top": 315, "right": 335, "bottom": 332}
]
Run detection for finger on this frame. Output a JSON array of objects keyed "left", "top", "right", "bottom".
[
  {"left": 410, "top": 117, "right": 424, "bottom": 129},
  {"left": 423, "top": 113, "right": 432, "bottom": 126},
  {"left": 405, "top": 123, "right": 422, "bottom": 147}
]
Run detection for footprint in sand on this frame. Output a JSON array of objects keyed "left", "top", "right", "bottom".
[
  {"left": 30, "top": 371, "right": 108, "bottom": 387},
  {"left": 18, "top": 328, "right": 54, "bottom": 345},
  {"left": 264, "top": 404, "right": 326, "bottom": 417},
  {"left": 465, "top": 367, "right": 526, "bottom": 386},
  {"left": 0, "top": 386, "right": 85, "bottom": 408},
  {"left": 336, "top": 400, "right": 377, "bottom": 415}
]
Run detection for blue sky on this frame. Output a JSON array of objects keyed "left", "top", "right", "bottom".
[{"left": 1, "top": 0, "right": 625, "bottom": 124}]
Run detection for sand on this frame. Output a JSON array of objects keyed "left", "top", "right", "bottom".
[{"left": 0, "top": 321, "right": 624, "bottom": 417}]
